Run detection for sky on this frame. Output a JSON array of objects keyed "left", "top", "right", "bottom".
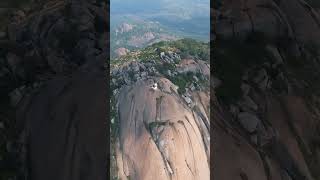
[{"left": 110, "top": 0, "right": 210, "bottom": 20}]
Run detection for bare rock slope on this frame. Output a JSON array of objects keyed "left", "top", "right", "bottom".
[
  {"left": 116, "top": 78, "right": 209, "bottom": 180},
  {"left": 110, "top": 39, "right": 210, "bottom": 180}
]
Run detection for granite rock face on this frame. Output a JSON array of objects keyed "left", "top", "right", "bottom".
[
  {"left": 115, "top": 78, "right": 209, "bottom": 180},
  {"left": 110, "top": 39, "right": 210, "bottom": 180}
]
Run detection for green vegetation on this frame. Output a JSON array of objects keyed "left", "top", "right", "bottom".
[
  {"left": 155, "top": 62, "right": 175, "bottom": 75},
  {"left": 168, "top": 72, "right": 194, "bottom": 94},
  {"left": 172, "top": 39, "right": 209, "bottom": 60},
  {"left": 111, "top": 38, "right": 210, "bottom": 95},
  {"left": 195, "top": 72, "right": 209, "bottom": 88},
  {"left": 111, "top": 38, "right": 209, "bottom": 65},
  {"left": 151, "top": 38, "right": 210, "bottom": 61}
]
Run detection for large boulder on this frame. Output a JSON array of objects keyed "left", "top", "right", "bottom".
[
  {"left": 114, "top": 78, "right": 210, "bottom": 180},
  {"left": 115, "top": 47, "right": 130, "bottom": 57}
]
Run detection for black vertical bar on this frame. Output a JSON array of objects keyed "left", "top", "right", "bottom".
[{"left": 105, "top": 0, "right": 111, "bottom": 179}]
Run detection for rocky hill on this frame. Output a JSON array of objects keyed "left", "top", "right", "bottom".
[
  {"left": 110, "top": 39, "right": 210, "bottom": 180},
  {"left": 110, "top": 17, "right": 178, "bottom": 58},
  {"left": 110, "top": 0, "right": 210, "bottom": 59},
  {"left": 213, "top": 0, "right": 320, "bottom": 180}
]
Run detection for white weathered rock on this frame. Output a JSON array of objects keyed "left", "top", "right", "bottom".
[
  {"left": 183, "top": 95, "right": 192, "bottom": 104},
  {"left": 190, "top": 84, "right": 196, "bottom": 91},
  {"left": 160, "top": 52, "right": 165, "bottom": 59},
  {"left": 167, "top": 70, "right": 172, "bottom": 76},
  {"left": 193, "top": 75, "right": 199, "bottom": 82},
  {"left": 113, "top": 89, "right": 119, "bottom": 96}
]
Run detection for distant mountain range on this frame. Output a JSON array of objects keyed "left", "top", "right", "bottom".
[
  {"left": 110, "top": 15, "right": 179, "bottom": 57},
  {"left": 110, "top": 15, "right": 209, "bottom": 58},
  {"left": 110, "top": 0, "right": 210, "bottom": 58}
]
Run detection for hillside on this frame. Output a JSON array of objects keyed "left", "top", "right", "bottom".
[
  {"left": 110, "top": 38, "right": 210, "bottom": 180},
  {"left": 110, "top": 0, "right": 210, "bottom": 59},
  {"left": 110, "top": 16, "right": 178, "bottom": 58}
]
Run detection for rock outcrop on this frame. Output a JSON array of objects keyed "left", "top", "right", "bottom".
[
  {"left": 115, "top": 47, "right": 130, "bottom": 57},
  {"left": 110, "top": 39, "right": 210, "bottom": 180},
  {"left": 115, "top": 78, "right": 209, "bottom": 180},
  {"left": 116, "top": 23, "right": 134, "bottom": 35}
]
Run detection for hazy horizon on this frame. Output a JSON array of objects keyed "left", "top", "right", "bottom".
[{"left": 110, "top": 0, "right": 210, "bottom": 42}]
